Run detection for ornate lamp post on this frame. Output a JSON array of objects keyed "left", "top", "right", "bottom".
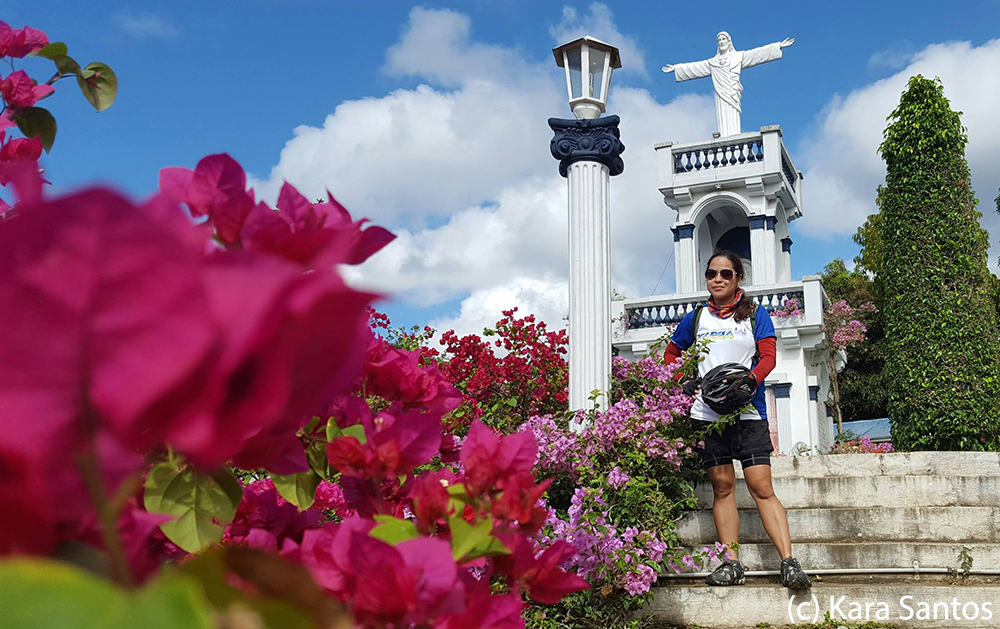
[{"left": 549, "top": 37, "right": 624, "bottom": 421}]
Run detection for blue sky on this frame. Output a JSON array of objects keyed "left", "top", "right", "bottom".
[{"left": 9, "top": 1, "right": 1000, "bottom": 334}]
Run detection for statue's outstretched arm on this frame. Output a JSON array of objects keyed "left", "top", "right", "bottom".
[{"left": 667, "top": 58, "right": 712, "bottom": 82}]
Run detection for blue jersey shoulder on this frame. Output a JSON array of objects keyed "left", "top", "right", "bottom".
[
  {"left": 754, "top": 304, "right": 777, "bottom": 341},
  {"left": 671, "top": 309, "right": 697, "bottom": 350}
]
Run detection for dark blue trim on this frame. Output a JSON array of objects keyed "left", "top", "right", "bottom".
[
  {"left": 765, "top": 216, "right": 776, "bottom": 231},
  {"left": 773, "top": 382, "right": 792, "bottom": 399},
  {"left": 671, "top": 226, "right": 680, "bottom": 242},
  {"left": 781, "top": 237, "right": 793, "bottom": 253},
  {"left": 809, "top": 385, "right": 819, "bottom": 401},
  {"left": 677, "top": 224, "right": 694, "bottom": 239},
  {"left": 749, "top": 215, "right": 766, "bottom": 230},
  {"left": 548, "top": 115, "right": 625, "bottom": 177}
]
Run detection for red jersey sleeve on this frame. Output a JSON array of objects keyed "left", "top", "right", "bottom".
[{"left": 750, "top": 336, "right": 777, "bottom": 384}]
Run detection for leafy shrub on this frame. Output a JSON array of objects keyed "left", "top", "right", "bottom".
[{"left": 877, "top": 75, "right": 1000, "bottom": 450}]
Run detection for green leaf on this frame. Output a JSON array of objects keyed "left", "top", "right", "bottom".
[
  {"left": 54, "top": 54, "right": 82, "bottom": 76},
  {"left": 369, "top": 515, "right": 420, "bottom": 545},
  {"left": 0, "top": 559, "right": 214, "bottom": 629},
  {"left": 33, "top": 42, "right": 68, "bottom": 59},
  {"left": 448, "top": 515, "right": 494, "bottom": 560},
  {"left": 144, "top": 462, "right": 243, "bottom": 553},
  {"left": 0, "top": 558, "right": 125, "bottom": 629},
  {"left": 14, "top": 107, "right": 57, "bottom": 152},
  {"left": 124, "top": 573, "right": 216, "bottom": 629},
  {"left": 462, "top": 534, "right": 512, "bottom": 561},
  {"left": 327, "top": 421, "right": 366, "bottom": 444},
  {"left": 76, "top": 62, "right": 118, "bottom": 112},
  {"left": 272, "top": 470, "right": 321, "bottom": 510}
]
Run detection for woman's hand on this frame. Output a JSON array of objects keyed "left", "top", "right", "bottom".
[{"left": 681, "top": 376, "right": 701, "bottom": 396}]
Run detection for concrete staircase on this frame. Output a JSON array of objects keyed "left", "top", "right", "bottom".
[{"left": 648, "top": 452, "right": 1000, "bottom": 628}]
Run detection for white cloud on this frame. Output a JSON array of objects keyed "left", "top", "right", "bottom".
[
  {"left": 867, "top": 43, "right": 916, "bottom": 71},
  {"left": 255, "top": 4, "right": 715, "bottom": 327},
  {"left": 429, "top": 277, "right": 570, "bottom": 339},
  {"left": 113, "top": 11, "right": 180, "bottom": 41},
  {"left": 549, "top": 4, "right": 648, "bottom": 78},
  {"left": 797, "top": 38, "right": 1000, "bottom": 270}
]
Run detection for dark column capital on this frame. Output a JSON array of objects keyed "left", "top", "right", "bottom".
[
  {"left": 549, "top": 115, "right": 625, "bottom": 178},
  {"left": 781, "top": 237, "right": 794, "bottom": 253},
  {"left": 749, "top": 214, "right": 767, "bottom": 230},
  {"left": 773, "top": 382, "right": 792, "bottom": 399},
  {"left": 766, "top": 216, "right": 777, "bottom": 231},
  {"left": 809, "top": 385, "right": 820, "bottom": 401}
]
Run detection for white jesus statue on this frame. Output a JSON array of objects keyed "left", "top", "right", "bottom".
[{"left": 662, "top": 32, "right": 794, "bottom": 137}]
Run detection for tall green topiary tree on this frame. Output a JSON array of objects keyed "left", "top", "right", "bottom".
[{"left": 877, "top": 75, "right": 1000, "bottom": 451}]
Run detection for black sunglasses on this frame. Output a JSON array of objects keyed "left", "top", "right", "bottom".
[{"left": 705, "top": 269, "right": 736, "bottom": 280}]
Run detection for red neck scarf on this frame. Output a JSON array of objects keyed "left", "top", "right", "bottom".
[{"left": 707, "top": 287, "right": 745, "bottom": 319}]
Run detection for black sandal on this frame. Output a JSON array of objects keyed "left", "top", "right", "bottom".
[{"left": 705, "top": 558, "right": 746, "bottom": 586}]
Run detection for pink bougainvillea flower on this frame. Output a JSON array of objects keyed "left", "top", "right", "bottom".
[
  {"left": 0, "top": 135, "right": 43, "bottom": 164},
  {"left": 0, "top": 70, "right": 55, "bottom": 107},
  {"left": 438, "top": 593, "right": 525, "bottom": 629},
  {"left": 491, "top": 473, "right": 553, "bottom": 533},
  {"left": 158, "top": 153, "right": 254, "bottom": 245},
  {"left": 0, "top": 184, "right": 376, "bottom": 475},
  {"left": 494, "top": 537, "right": 589, "bottom": 604},
  {"left": 300, "top": 517, "right": 378, "bottom": 597},
  {"left": 364, "top": 339, "right": 462, "bottom": 415},
  {"left": 409, "top": 470, "right": 452, "bottom": 528},
  {"left": 0, "top": 187, "right": 217, "bottom": 466},
  {"left": 327, "top": 393, "right": 375, "bottom": 429},
  {"left": 303, "top": 519, "right": 462, "bottom": 626},
  {"left": 328, "top": 406, "right": 442, "bottom": 478},
  {"left": 223, "top": 478, "right": 322, "bottom": 553},
  {"left": 241, "top": 183, "right": 396, "bottom": 266},
  {"left": 0, "top": 22, "right": 49, "bottom": 59},
  {"left": 460, "top": 420, "right": 538, "bottom": 495},
  {"left": 164, "top": 253, "right": 376, "bottom": 472},
  {"left": 0, "top": 444, "right": 56, "bottom": 554}
]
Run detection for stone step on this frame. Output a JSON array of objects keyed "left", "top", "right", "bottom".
[
  {"left": 740, "top": 451, "right": 1000, "bottom": 479},
  {"left": 690, "top": 474, "right": 1000, "bottom": 509},
  {"left": 676, "top": 506, "right": 1000, "bottom": 545},
  {"left": 674, "top": 542, "right": 1000, "bottom": 573},
  {"left": 645, "top": 576, "right": 1000, "bottom": 628}
]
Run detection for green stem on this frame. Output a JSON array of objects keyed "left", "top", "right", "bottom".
[{"left": 76, "top": 446, "right": 133, "bottom": 587}]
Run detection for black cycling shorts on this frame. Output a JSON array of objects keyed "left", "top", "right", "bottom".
[{"left": 691, "top": 418, "right": 774, "bottom": 470}]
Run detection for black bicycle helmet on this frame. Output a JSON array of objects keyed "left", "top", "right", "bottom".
[{"left": 701, "top": 362, "right": 756, "bottom": 415}]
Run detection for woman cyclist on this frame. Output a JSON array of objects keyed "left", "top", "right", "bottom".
[{"left": 662, "top": 250, "right": 812, "bottom": 589}]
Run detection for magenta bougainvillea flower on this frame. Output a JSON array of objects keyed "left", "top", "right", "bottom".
[
  {"left": 0, "top": 185, "right": 376, "bottom": 473},
  {"left": 242, "top": 183, "right": 396, "bottom": 266},
  {"left": 364, "top": 338, "right": 463, "bottom": 415},
  {"left": 302, "top": 519, "right": 463, "bottom": 626},
  {"left": 0, "top": 134, "right": 43, "bottom": 163},
  {"left": 159, "top": 153, "right": 255, "bottom": 245},
  {"left": 0, "top": 22, "right": 49, "bottom": 59},
  {"left": 460, "top": 419, "right": 538, "bottom": 495},
  {"left": 494, "top": 536, "right": 590, "bottom": 604},
  {"left": 328, "top": 406, "right": 442, "bottom": 478},
  {"left": 0, "top": 70, "right": 55, "bottom": 107}
]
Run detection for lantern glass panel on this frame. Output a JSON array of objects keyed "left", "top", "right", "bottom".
[
  {"left": 588, "top": 47, "right": 606, "bottom": 100},
  {"left": 567, "top": 47, "right": 583, "bottom": 99}
]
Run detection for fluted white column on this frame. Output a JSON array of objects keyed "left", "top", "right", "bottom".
[
  {"left": 673, "top": 226, "right": 697, "bottom": 294},
  {"left": 773, "top": 382, "right": 793, "bottom": 454},
  {"left": 749, "top": 215, "right": 767, "bottom": 287},
  {"left": 763, "top": 217, "right": 778, "bottom": 284},
  {"left": 567, "top": 160, "right": 612, "bottom": 417}
]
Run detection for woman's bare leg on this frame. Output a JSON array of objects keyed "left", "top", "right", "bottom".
[
  {"left": 707, "top": 463, "right": 740, "bottom": 559},
  {"left": 743, "top": 464, "right": 792, "bottom": 559}
]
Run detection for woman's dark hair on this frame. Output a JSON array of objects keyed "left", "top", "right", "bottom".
[{"left": 706, "top": 250, "right": 755, "bottom": 322}]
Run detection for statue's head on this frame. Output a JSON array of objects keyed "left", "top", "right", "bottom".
[{"left": 716, "top": 31, "right": 733, "bottom": 54}]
